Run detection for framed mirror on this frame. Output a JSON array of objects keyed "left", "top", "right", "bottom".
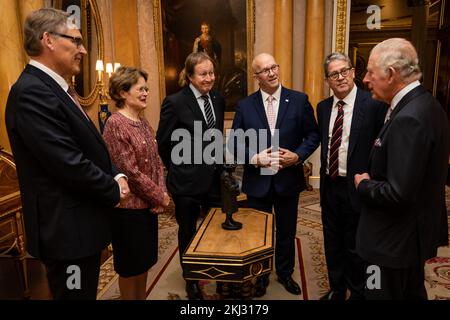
[
  {"left": 53, "top": 0, "right": 104, "bottom": 106},
  {"left": 154, "top": 0, "right": 254, "bottom": 117}
]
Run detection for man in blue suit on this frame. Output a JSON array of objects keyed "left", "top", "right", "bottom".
[
  {"left": 317, "top": 53, "right": 387, "bottom": 300},
  {"left": 230, "top": 53, "right": 319, "bottom": 296}
]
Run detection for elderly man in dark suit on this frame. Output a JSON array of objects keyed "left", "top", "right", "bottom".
[
  {"left": 355, "top": 38, "right": 449, "bottom": 300},
  {"left": 229, "top": 53, "right": 319, "bottom": 297},
  {"left": 5, "top": 8, "right": 129, "bottom": 300},
  {"left": 157, "top": 52, "right": 224, "bottom": 300},
  {"left": 317, "top": 53, "right": 387, "bottom": 300}
]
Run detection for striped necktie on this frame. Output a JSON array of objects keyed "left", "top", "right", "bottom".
[
  {"left": 201, "top": 95, "right": 215, "bottom": 129},
  {"left": 328, "top": 100, "right": 345, "bottom": 179}
]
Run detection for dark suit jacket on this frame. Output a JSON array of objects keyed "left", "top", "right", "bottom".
[
  {"left": 356, "top": 85, "right": 449, "bottom": 269},
  {"left": 156, "top": 86, "right": 224, "bottom": 196},
  {"left": 230, "top": 87, "right": 319, "bottom": 197},
  {"left": 317, "top": 88, "right": 387, "bottom": 211},
  {"left": 5, "top": 65, "right": 120, "bottom": 260}
]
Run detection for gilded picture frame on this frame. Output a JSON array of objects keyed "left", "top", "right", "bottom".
[{"left": 153, "top": 0, "right": 254, "bottom": 116}]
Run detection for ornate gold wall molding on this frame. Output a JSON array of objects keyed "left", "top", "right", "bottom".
[
  {"left": 334, "top": 0, "right": 348, "bottom": 53},
  {"left": 247, "top": 0, "right": 255, "bottom": 93},
  {"left": 153, "top": 0, "right": 165, "bottom": 104}
]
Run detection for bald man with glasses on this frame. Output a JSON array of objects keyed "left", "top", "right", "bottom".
[{"left": 229, "top": 53, "right": 319, "bottom": 297}]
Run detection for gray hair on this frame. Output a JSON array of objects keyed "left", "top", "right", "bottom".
[
  {"left": 323, "top": 52, "right": 352, "bottom": 77},
  {"left": 371, "top": 38, "right": 422, "bottom": 81},
  {"left": 23, "top": 8, "right": 70, "bottom": 56}
]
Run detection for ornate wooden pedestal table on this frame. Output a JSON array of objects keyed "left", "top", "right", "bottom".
[{"left": 183, "top": 208, "right": 274, "bottom": 298}]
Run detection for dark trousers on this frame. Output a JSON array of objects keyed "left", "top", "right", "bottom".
[
  {"left": 43, "top": 252, "right": 101, "bottom": 300},
  {"left": 363, "top": 262, "right": 427, "bottom": 300},
  {"left": 321, "top": 176, "right": 365, "bottom": 297},
  {"left": 172, "top": 172, "right": 221, "bottom": 279},
  {"left": 247, "top": 183, "right": 299, "bottom": 278}
]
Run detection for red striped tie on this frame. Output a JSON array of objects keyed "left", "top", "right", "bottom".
[{"left": 329, "top": 100, "right": 345, "bottom": 179}]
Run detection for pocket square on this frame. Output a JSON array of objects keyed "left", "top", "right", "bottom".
[{"left": 374, "top": 138, "right": 382, "bottom": 147}]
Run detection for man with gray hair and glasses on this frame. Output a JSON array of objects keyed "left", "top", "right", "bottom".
[
  {"left": 355, "top": 38, "right": 449, "bottom": 299},
  {"left": 317, "top": 52, "right": 387, "bottom": 300},
  {"left": 5, "top": 8, "right": 129, "bottom": 299}
]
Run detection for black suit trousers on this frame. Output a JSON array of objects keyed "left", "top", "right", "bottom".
[
  {"left": 43, "top": 252, "right": 101, "bottom": 300},
  {"left": 173, "top": 169, "right": 221, "bottom": 279},
  {"left": 363, "top": 261, "right": 427, "bottom": 300},
  {"left": 321, "top": 176, "right": 365, "bottom": 296},
  {"left": 247, "top": 181, "right": 299, "bottom": 278}
]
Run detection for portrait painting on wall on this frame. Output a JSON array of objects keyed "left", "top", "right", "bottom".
[{"left": 161, "top": 0, "right": 251, "bottom": 113}]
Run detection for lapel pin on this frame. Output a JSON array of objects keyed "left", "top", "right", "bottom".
[{"left": 285, "top": 99, "right": 289, "bottom": 102}]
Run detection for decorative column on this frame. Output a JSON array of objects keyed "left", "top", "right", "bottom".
[
  {"left": 274, "top": 0, "right": 293, "bottom": 88},
  {"left": 304, "top": 0, "right": 325, "bottom": 189},
  {"left": 304, "top": 0, "right": 325, "bottom": 109},
  {"left": 0, "top": 0, "right": 27, "bottom": 151},
  {"left": 137, "top": 0, "right": 161, "bottom": 130}
]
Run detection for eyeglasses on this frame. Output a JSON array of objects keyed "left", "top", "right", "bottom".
[
  {"left": 254, "top": 64, "right": 279, "bottom": 76},
  {"left": 137, "top": 86, "right": 149, "bottom": 93},
  {"left": 327, "top": 67, "right": 353, "bottom": 81},
  {"left": 49, "top": 32, "right": 84, "bottom": 48}
]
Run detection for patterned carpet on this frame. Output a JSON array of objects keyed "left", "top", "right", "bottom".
[{"left": 97, "top": 189, "right": 450, "bottom": 300}]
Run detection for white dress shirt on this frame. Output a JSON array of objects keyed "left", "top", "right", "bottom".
[
  {"left": 385, "top": 80, "right": 421, "bottom": 122},
  {"left": 327, "top": 84, "right": 357, "bottom": 176},
  {"left": 189, "top": 83, "right": 216, "bottom": 123},
  {"left": 260, "top": 84, "right": 282, "bottom": 128}
]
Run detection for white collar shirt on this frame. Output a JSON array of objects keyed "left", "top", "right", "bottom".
[
  {"left": 327, "top": 84, "right": 357, "bottom": 176},
  {"left": 189, "top": 83, "right": 216, "bottom": 123},
  {"left": 260, "top": 84, "right": 282, "bottom": 129}
]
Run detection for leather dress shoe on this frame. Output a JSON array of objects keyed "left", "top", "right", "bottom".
[
  {"left": 186, "top": 281, "right": 203, "bottom": 300},
  {"left": 319, "top": 290, "right": 346, "bottom": 300},
  {"left": 253, "top": 276, "right": 270, "bottom": 298},
  {"left": 277, "top": 276, "right": 301, "bottom": 295}
]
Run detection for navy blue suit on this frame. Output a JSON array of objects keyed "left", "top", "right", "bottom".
[
  {"left": 5, "top": 64, "right": 120, "bottom": 299},
  {"left": 230, "top": 86, "right": 319, "bottom": 277},
  {"left": 317, "top": 87, "right": 387, "bottom": 297}
]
